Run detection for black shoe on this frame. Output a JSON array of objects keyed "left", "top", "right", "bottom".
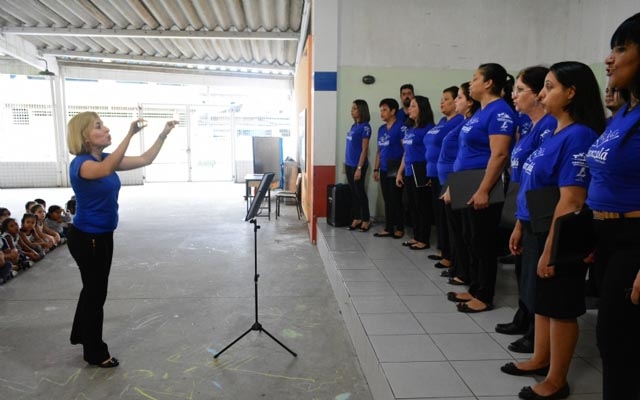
[
  {"left": 498, "top": 254, "right": 516, "bottom": 264},
  {"left": 440, "top": 269, "right": 453, "bottom": 277},
  {"left": 518, "top": 384, "right": 570, "bottom": 399},
  {"left": 500, "top": 362, "right": 549, "bottom": 377},
  {"left": 495, "top": 322, "right": 527, "bottom": 335},
  {"left": 508, "top": 337, "right": 534, "bottom": 353},
  {"left": 90, "top": 357, "right": 119, "bottom": 368}
]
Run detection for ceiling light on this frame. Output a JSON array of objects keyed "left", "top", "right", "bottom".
[{"left": 37, "top": 58, "right": 55, "bottom": 76}]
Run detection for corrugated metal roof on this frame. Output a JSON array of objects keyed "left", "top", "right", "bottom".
[{"left": 0, "top": 0, "right": 308, "bottom": 77}]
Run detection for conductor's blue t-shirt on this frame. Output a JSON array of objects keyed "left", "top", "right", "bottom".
[
  {"left": 453, "top": 99, "right": 516, "bottom": 172},
  {"left": 69, "top": 153, "right": 121, "bottom": 233}
]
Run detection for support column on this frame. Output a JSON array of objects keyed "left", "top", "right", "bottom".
[{"left": 308, "top": 0, "right": 338, "bottom": 243}]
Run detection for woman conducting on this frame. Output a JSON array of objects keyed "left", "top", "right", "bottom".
[{"left": 67, "top": 112, "right": 178, "bottom": 368}]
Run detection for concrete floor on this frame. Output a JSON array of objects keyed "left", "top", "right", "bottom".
[{"left": 0, "top": 183, "right": 373, "bottom": 400}]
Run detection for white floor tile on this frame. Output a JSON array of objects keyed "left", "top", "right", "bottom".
[
  {"left": 431, "top": 333, "right": 512, "bottom": 360},
  {"left": 359, "top": 313, "right": 425, "bottom": 335},
  {"left": 351, "top": 296, "right": 408, "bottom": 314},
  {"left": 369, "top": 334, "right": 445, "bottom": 362},
  {"left": 382, "top": 361, "right": 473, "bottom": 398},
  {"left": 415, "top": 312, "right": 484, "bottom": 334}
]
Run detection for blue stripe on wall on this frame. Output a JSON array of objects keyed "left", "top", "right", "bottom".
[{"left": 314, "top": 71, "right": 337, "bottom": 91}]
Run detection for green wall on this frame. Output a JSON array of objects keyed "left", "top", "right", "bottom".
[
  {"left": 335, "top": 63, "right": 607, "bottom": 220},
  {"left": 335, "top": 65, "right": 475, "bottom": 219}
]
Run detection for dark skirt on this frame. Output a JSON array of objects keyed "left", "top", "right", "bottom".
[{"left": 535, "top": 259, "right": 588, "bottom": 319}]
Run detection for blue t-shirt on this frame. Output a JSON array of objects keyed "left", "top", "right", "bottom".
[
  {"left": 453, "top": 99, "right": 516, "bottom": 172},
  {"left": 424, "top": 114, "right": 464, "bottom": 178},
  {"left": 516, "top": 123, "right": 598, "bottom": 221},
  {"left": 437, "top": 117, "right": 468, "bottom": 184},
  {"left": 510, "top": 114, "right": 556, "bottom": 183},
  {"left": 517, "top": 112, "right": 533, "bottom": 137},
  {"left": 377, "top": 119, "right": 405, "bottom": 172},
  {"left": 345, "top": 122, "right": 372, "bottom": 167},
  {"left": 69, "top": 153, "right": 121, "bottom": 233},
  {"left": 397, "top": 108, "right": 409, "bottom": 125},
  {"left": 402, "top": 124, "right": 433, "bottom": 176},
  {"left": 587, "top": 105, "right": 640, "bottom": 213}
]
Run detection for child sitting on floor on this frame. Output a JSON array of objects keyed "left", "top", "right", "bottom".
[
  {"left": 1, "top": 217, "right": 37, "bottom": 269},
  {"left": 19, "top": 213, "right": 48, "bottom": 258},
  {"left": 30, "top": 204, "right": 60, "bottom": 248},
  {"left": 45, "top": 205, "right": 70, "bottom": 240}
]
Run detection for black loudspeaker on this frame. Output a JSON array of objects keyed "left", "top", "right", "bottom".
[{"left": 327, "top": 183, "right": 351, "bottom": 227}]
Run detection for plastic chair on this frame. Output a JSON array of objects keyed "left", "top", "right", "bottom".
[{"left": 275, "top": 173, "right": 302, "bottom": 219}]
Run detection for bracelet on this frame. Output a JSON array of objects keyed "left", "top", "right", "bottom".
[
  {"left": 357, "top": 166, "right": 362, "bottom": 170},
  {"left": 158, "top": 134, "right": 168, "bottom": 140}
]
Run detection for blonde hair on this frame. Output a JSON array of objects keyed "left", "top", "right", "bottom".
[{"left": 67, "top": 111, "right": 99, "bottom": 155}]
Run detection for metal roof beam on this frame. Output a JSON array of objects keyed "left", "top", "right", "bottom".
[
  {"left": 0, "top": 30, "right": 59, "bottom": 74},
  {"left": 0, "top": 26, "right": 298, "bottom": 40},
  {"left": 294, "top": 0, "right": 310, "bottom": 71},
  {"left": 43, "top": 49, "right": 294, "bottom": 73}
]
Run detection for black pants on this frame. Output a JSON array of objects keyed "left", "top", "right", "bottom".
[
  {"left": 445, "top": 203, "right": 470, "bottom": 282},
  {"left": 405, "top": 177, "right": 431, "bottom": 244},
  {"left": 380, "top": 172, "right": 403, "bottom": 232},
  {"left": 68, "top": 225, "right": 114, "bottom": 364},
  {"left": 462, "top": 203, "right": 502, "bottom": 304},
  {"left": 430, "top": 178, "right": 450, "bottom": 259},
  {"left": 345, "top": 165, "right": 370, "bottom": 222},
  {"left": 594, "top": 218, "right": 640, "bottom": 400}
]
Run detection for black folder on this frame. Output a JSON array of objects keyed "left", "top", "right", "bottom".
[
  {"left": 499, "top": 182, "right": 519, "bottom": 229},
  {"left": 549, "top": 208, "right": 595, "bottom": 266},
  {"left": 447, "top": 169, "right": 505, "bottom": 210},
  {"left": 386, "top": 159, "right": 401, "bottom": 178},
  {"left": 410, "top": 162, "right": 429, "bottom": 187},
  {"left": 525, "top": 186, "right": 560, "bottom": 234}
]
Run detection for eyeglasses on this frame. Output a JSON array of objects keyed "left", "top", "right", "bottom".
[{"left": 512, "top": 88, "right": 533, "bottom": 96}]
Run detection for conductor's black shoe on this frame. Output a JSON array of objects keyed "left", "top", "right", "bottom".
[
  {"left": 90, "top": 357, "right": 119, "bottom": 368},
  {"left": 508, "top": 337, "right": 534, "bottom": 353},
  {"left": 495, "top": 322, "right": 527, "bottom": 335},
  {"left": 498, "top": 254, "right": 516, "bottom": 264}
]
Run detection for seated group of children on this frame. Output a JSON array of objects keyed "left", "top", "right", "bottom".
[{"left": 0, "top": 197, "right": 75, "bottom": 284}]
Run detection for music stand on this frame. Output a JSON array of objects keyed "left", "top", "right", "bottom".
[{"left": 214, "top": 172, "right": 297, "bottom": 358}]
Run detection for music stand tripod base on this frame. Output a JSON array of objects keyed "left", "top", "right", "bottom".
[{"left": 214, "top": 172, "right": 297, "bottom": 358}]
